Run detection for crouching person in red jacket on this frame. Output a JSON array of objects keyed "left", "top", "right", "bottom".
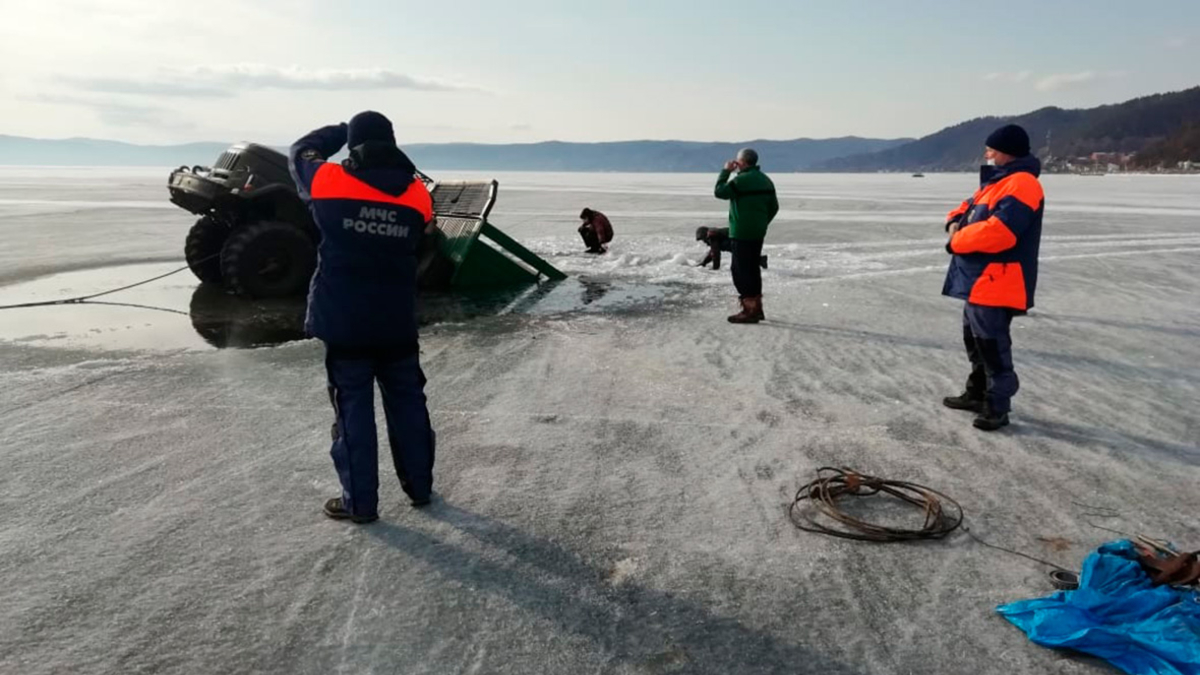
[
  {"left": 579, "top": 208, "right": 613, "bottom": 254},
  {"left": 942, "top": 124, "right": 1044, "bottom": 431}
]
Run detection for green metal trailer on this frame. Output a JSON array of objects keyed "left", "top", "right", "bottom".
[{"left": 422, "top": 180, "right": 566, "bottom": 288}]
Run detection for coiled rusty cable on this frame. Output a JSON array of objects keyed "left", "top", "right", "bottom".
[{"left": 789, "top": 467, "right": 964, "bottom": 542}]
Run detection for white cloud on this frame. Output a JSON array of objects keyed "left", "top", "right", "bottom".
[
  {"left": 62, "top": 64, "right": 487, "bottom": 98},
  {"left": 984, "top": 71, "right": 1031, "bottom": 83},
  {"left": 983, "top": 70, "right": 1126, "bottom": 93},
  {"left": 25, "top": 93, "right": 195, "bottom": 132},
  {"left": 1035, "top": 71, "right": 1098, "bottom": 92},
  {"left": 56, "top": 78, "right": 234, "bottom": 98}
]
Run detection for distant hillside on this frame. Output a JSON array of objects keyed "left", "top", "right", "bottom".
[
  {"left": 818, "top": 86, "right": 1200, "bottom": 171},
  {"left": 0, "top": 135, "right": 909, "bottom": 172},
  {"left": 1135, "top": 122, "right": 1200, "bottom": 166},
  {"left": 405, "top": 137, "right": 910, "bottom": 172},
  {"left": 0, "top": 135, "right": 229, "bottom": 168}
]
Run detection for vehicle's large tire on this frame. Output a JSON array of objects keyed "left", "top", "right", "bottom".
[
  {"left": 220, "top": 220, "right": 316, "bottom": 299},
  {"left": 185, "top": 215, "right": 228, "bottom": 283}
]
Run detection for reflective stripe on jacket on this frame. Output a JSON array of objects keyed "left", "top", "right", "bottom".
[{"left": 289, "top": 124, "right": 431, "bottom": 347}]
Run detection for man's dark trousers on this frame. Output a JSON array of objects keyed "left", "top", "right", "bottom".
[
  {"left": 579, "top": 226, "right": 602, "bottom": 251},
  {"left": 730, "top": 239, "right": 765, "bottom": 297},
  {"left": 325, "top": 344, "right": 435, "bottom": 517},
  {"left": 961, "top": 303, "right": 1019, "bottom": 414}
]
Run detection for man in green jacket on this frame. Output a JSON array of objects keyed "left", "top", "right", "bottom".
[{"left": 714, "top": 148, "right": 779, "bottom": 323}]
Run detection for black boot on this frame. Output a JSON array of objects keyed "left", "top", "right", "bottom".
[
  {"left": 404, "top": 484, "right": 432, "bottom": 508},
  {"left": 323, "top": 497, "right": 378, "bottom": 524},
  {"left": 973, "top": 407, "right": 1010, "bottom": 431},
  {"left": 399, "top": 479, "right": 432, "bottom": 508},
  {"left": 947, "top": 324, "right": 988, "bottom": 412},
  {"left": 943, "top": 392, "right": 985, "bottom": 413}
]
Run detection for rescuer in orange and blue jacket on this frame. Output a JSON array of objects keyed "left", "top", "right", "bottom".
[
  {"left": 289, "top": 111, "right": 436, "bottom": 522},
  {"left": 941, "top": 124, "right": 1044, "bottom": 431}
]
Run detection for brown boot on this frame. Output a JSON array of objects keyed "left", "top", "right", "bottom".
[
  {"left": 727, "top": 297, "right": 749, "bottom": 323},
  {"left": 728, "top": 297, "right": 761, "bottom": 324},
  {"left": 750, "top": 295, "right": 765, "bottom": 321}
]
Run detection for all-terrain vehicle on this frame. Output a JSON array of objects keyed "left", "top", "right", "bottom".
[
  {"left": 168, "top": 142, "right": 565, "bottom": 299},
  {"left": 168, "top": 143, "right": 317, "bottom": 298}
]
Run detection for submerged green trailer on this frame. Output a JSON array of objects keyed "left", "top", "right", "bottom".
[{"left": 421, "top": 180, "right": 566, "bottom": 289}]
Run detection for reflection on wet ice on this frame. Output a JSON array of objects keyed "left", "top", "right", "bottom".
[{"left": 0, "top": 264, "right": 678, "bottom": 352}]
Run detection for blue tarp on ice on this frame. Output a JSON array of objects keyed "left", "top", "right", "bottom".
[{"left": 998, "top": 540, "right": 1200, "bottom": 675}]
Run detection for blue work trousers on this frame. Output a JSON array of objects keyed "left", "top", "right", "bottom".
[
  {"left": 962, "top": 303, "right": 1019, "bottom": 415},
  {"left": 325, "top": 344, "right": 435, "bottom": 517}
]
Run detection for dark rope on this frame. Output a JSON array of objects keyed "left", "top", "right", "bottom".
[
  {"left": 82, "top": 300, "right": 190, "bottom": 317},
  {"left": 0, "top": 255, "right": 215, "bottom": 311},
  {"left": 962, "top": 526, "right": 1070, "bottom": 571}
]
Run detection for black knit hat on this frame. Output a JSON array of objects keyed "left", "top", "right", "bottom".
[
  {"left": 695, "top": 226, "right": 709, "bottom": 241},
  {"left": 985, "top": 124, "right": 1031, "bottom": 158},
  {"left": 348, "top": 111, "right": 395, "bottom": 148}
]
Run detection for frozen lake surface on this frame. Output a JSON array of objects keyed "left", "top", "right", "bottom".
[{"left": 1, "top": 168, "right": 1197, "bottom": 674}]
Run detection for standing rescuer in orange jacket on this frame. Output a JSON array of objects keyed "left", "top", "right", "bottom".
[
  {"left": 290, "top": 111, "right": 437, "bottom": 522},
  {"left": 942, "top": 124, "right": 1044, "bottom": 431}
]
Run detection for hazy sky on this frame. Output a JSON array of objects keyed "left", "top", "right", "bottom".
[{"left": 1, "top": 0, "right": 1197, "bottom": 145}]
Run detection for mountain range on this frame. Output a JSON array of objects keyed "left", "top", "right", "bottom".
[
  {"left": 403, "top": 138, "right": 910, "bottom": 172},
  {"left": 0, "top": 135, "right": 907, "bottom": 172},
  {"left": 818, "top": 86, "right": 1200, "bottom": 171},
  {"left": 3, "top": 85, "right": 1197, "bottom": 172}
]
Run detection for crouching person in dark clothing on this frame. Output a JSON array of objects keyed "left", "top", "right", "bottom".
[
  {"left": 942, "top": 124, "right": 1044, "bottom": 431},
  {"left": 290, "top": 111, "right": 436, "bottom": 523},
  {"left": 696, "top": 226, "right": 767, "bottom": 271},
  {"left": 579, "top": 207, "right": 614, "bottom": 254}
]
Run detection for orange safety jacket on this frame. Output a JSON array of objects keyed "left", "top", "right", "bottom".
[
  {"left": 942, "top": 155, "right": 1044, "bottom": 311},
  {"left": 290, "top": 123, "right": 432, "bottom": 347}
]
